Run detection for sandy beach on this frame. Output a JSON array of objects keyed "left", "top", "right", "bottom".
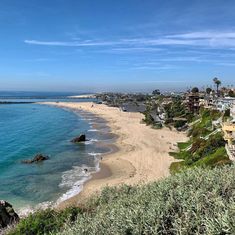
[{"left": 42, "top": 102, "right": 187, "bottom": 208}]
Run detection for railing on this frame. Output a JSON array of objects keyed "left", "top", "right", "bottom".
[
  {"left": 188, "top": 118, "right": 201, "bottom": 127},
  {"left": 183, "top": 128, "right": 221, "bottom": 151}
]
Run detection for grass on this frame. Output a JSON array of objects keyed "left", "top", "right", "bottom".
[
  {"left": 169, "top": 149, "right": 191, "bottom": 160},
  {"left": 170, "top": 108, "right": 230, "bottom": 172},
  {"left": 8, "top": 165, "right": 235, "bottom": 235},
  {"left": 177, "top": 141, "right": 192, "bottom": 151},
  {"left": 193, "top": 147, "right": 231, "bottom": 167},
  {"left": 188, "top": 108, "right": 221, "bottom": 139},
  {"left": 7, "top": 207, "right": 83, "bottom": 235},
  {"left": 170, "top": 147, "right": 231, "bottom": 174},
  {"left": 169, "top": 161, "right": 186, "bottom": 174}
]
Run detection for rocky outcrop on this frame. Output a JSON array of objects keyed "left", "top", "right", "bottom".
[
  {"left": 0, "top": 200, "right": 19, "bottom": 229},
  {"left": 21, "top": 154, "right": 49, "bottom": 164},
  {"left": 71, "top": 134, "right": 86, "bottom": 143}
]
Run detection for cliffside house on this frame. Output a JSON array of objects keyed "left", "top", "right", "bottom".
[
  {"left": 216, "top": 97, "right": 235, "bottom": 112},
  {"left": 186, "top": 92, "right": 200, "bottom": 114},
  {"left": 222, "top": 102, "right": 235, "bottom": 161}
]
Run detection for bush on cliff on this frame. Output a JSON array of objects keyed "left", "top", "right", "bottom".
[
  {"left": 60, "top": 165, "right": 235, "bottom": 235},
  {"left": 7, "top": 207, "right": 82, "bottom": 235}
]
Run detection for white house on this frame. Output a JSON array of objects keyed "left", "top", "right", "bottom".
[{"left": 216, "top": 97, "right": 235, "bottom": 112}]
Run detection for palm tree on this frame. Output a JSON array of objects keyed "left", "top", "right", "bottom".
[{"left": 213, "top": 77, "right": 221, "bottom": 96}]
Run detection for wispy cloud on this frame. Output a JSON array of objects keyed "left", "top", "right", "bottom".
[
  {"left": 106, "top": 47, "right": 164, "bottom": 53},
  {"left": 24, "top": 39, "right": 123, "bottom": 47},
  {"left": 25, "top": 40, "right": 74, "bottom": 46},
  {"left": 23, "top": 58, "right": 56, "bottom": 62},
  {"left": 167, "top": 32, "right": 235, "bottom": 39},
  {"left": 150, "top": 57, "right": 204, "bottom": 62},
  {"left": 164, "top": 31, "right": 235, "bottom": 47},
  {"left": 121, "top": 38, "right": 199, "bottom": 46},
  {"left": 24, "top": 38, "right": 199, "bottom": 48},
  {"left": 130, "top": 65, "right": 180, "bottom": 70},
  {"left": 24, "top": 31, "right": 235, "bottom": 50},
  {"left": 17, "top": 72, "right": 51, "bottom": 77},
  {"left": 217, "top": 62, "right": 235, "bottom": 67}
]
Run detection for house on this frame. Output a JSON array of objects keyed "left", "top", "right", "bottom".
[
  {"left": 204, "top": 94, "right": 217, "bottom": 109},
  {"left": 216, "top": 97, "right": 235, "bottom": 112},
  {"left": 231, "top": 102, "right": 235, "bottom": 118},
  {"left": 222, "top": 102, "right": 235, "bottom": 161},
  {"left": 186, "top": 92, "right": 200, "bottom": 114},
  {"left": 222, "top": 121, "right": 235, "bottom": 146}
]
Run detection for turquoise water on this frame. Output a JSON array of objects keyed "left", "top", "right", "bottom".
[{"left": 0, "top": 103, "right": 113, "bottom": 211}]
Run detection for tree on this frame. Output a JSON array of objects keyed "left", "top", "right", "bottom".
[
  {"left": 206, "top": 87, "right": 212, "bottom": 94},
  {"left": 191, "top": 87, "right": 199, "bottom": 93},
  {"left": 224, "top": 109, "right": 230, "bottom": 118},
  {"left": 152, "top": 89, "right": 161, "bottom": 95},
  {"left": 213, "top": 77, "right": 221, "bottom": 96},
  {"left": 228, "top": 90, "right": 235, "bottom": 97}
]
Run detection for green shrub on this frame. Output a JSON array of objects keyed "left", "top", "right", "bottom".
[
  {"left": 189, "top": 127, "right": 210, "bottom": 138},
  {"left": 8, "top": 207, "right": 82, "bottom": 235},
  {"left": 194, "top": 147, "right": 231, "bottom": 167},
  {"left": 223, "top": 109, "right": 231, "bottom": 122},
  {"left": 190, "top": 138, "right": 204, "bottom": 153},
  {"left": 171, "top": 107, "right": 226, "bottom": 172},
  {"left": 165, "top": 118, "right": 173, "bottom": 125},
  {"left": 142, "top": 112, "right": 154, "bottom": 125},
  {"left": 169, "top": 161, "right": 186, "bottom": 174},
  {"left": 177, "top": 141, "right": 192, "bottom": 150},
  {"left": 196, "top": 133, "right": 225, "bottom": 157},
  {"left": 153, "top": 122, "right": 162, "bottom": 129},
  {"left": 174, "top": 120, "right": 187, "bottom": 128},
  {"left": 185, "top": 112, "right": 195, "bottom": 122},
  {"left": 164, "top": 97, "right": 189, "bottom": 120},
  {"left": 59, "top": 165, "right": 235, "bottom": 235}
]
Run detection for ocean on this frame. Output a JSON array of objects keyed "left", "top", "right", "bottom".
[{"left": 0, "top": 92, "right": 114, "bottom": 212}]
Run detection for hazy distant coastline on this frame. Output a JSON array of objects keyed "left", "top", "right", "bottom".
[{"left": 67, "top": 94, "right": 96, "bottom": 99}]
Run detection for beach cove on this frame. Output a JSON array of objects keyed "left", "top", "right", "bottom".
[
  {"left": 41, "top": 102, "right": 188, "bottom": 208},
  {"left": 0, "top": 102, "right": 116, "bottom": 213}
]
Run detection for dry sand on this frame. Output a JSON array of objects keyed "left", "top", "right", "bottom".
[{"left": 41, "top": 102, "right": 188, "bottom": 208}]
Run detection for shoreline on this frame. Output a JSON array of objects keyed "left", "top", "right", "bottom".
[{"left": 41, "top": 102, "right": 188, "bottom": 209}]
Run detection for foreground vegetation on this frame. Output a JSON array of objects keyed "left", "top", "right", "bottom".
[{"left": 8, "top": 165, "right": 235, "bottom": 235}]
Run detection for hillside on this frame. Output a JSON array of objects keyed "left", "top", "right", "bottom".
[
  {"left": 170, "top": 108, "right": 231, "bottom": 173},
  {"left": 8, "top": 165, "right": 235, "bottom": 235}
]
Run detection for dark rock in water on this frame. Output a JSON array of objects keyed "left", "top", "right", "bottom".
[
  {"left": 0, "top": 200, "right": 19, "bottom": 229},
  {"left": 21, "top": 154, "right": 49, "bottom": 164},
  {"left": 71, "top": 134, "right": 86, "bottom": 143}
]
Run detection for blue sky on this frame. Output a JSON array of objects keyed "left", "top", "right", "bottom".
[{"left": 1, "top": 0, "right": 235, "bottom": 92}]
